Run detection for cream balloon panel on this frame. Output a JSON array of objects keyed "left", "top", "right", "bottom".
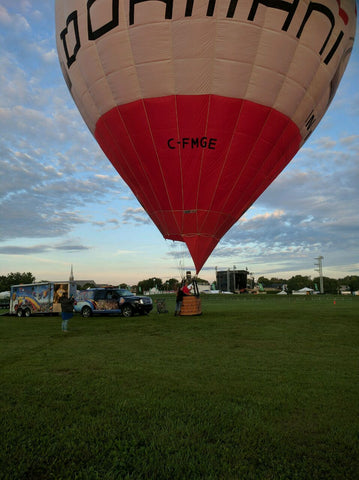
[{"left": 56, "top": 0, "right": 356, "bottom": 138}]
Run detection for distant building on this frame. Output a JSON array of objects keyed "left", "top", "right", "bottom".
[
  {"left": 75, "top": 280, "right": 97, "bottom": 288},
  {"left": 216, "top": 268, "right": 248, "bottom": 292}
]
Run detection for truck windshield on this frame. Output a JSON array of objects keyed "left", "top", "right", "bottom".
[{"left": 117, "top": 289, "right": 134, "bottom": 296}]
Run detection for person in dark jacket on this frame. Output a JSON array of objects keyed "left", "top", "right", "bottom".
[
  {"left": 174, "top": 281, "right": 191, "bottom": 316},
  {"left": 59, "top": 292, "right": 75, "bottom": 332}
]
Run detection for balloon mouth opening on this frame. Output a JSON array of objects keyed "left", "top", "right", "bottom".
[{"left": 167, "top": 234, "right": 219, "bottom": 274}]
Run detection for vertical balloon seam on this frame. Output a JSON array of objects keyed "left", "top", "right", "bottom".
[
  {"left": 120, "top": 20, "right": 172, "bottom": 227},
  {"left": 106, "top": 18, "right": 178, "bottom": 232},
  {"left": 96, "top": 111, "right": 157, "bottom": 221},
  {"left": 194, "top": 11, "right": 220, "bottom": 236},
  {"left": 241, "top": 1, "right": 266, "bottom": 102},
  {"left": 169, "top": 18, "right": 186, "bottom": 239},
  {"left": 140, "top": 97, "right": 184, "bottom": 237},
  {"left": 97, "top": 106, "right": 164, "bottom": 221},
  {"left": 167, "top": 18, "right": 186, "bottom": 235},
  {"left": 173, "top": 95, "right": 187, "bottom": 238},
  {"left": 227, "top": 114, "right": 300, "bottom": 216},
  {"left": 170, "top": 15, "right": 186, "bottom": 235},
  {"left": 197, "top": 97, "right": 245, "bottom": 235},
  {"left": 194, "top": 95, "right": 212, "bottom": 236},
  {"left": 75, "top": 18, "right": 111, "bottom": 135},
  {"left": 219, "top": 106, "right": 273, "bottom": 213},
  {"left": 292, "top": 60, "right": 330, "bottom": 146},
  {"left": 227, "top": 124, "right": 300, "bottom": 227},
  {"left": 208, "top": 110, "right": 293, "bottom": 239},
  {"left": 136, "top": 18, "right": 184, "bottom": 241},
  {"left": 270, "top": 22, "right": 305, "bottom": 121},
  {"left": 195, "top": 15, "right": 271, "bottom": 237}
]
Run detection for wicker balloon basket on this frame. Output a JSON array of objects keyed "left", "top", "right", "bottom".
[{"left": 180, "top": 295, "right": 202, "bottom": 316}]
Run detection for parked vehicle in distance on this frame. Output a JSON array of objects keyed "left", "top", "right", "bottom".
[{"left": 75, "top": 288, "right": 153, "bottom": 318}]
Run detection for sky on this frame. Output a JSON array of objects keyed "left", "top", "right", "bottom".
[{"left": 0, "top": 1, "right": 358, "bottom": 286}]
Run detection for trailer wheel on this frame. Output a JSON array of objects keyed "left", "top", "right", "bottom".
[
  {"left": 24, "top": 308, "right": 31, "bottom": 317},
  {"left": 17, "top": 308, "right": 23, "bottom": 317},
  {"left": 81, "top": 306, "right": 92, "bottom": 318}
]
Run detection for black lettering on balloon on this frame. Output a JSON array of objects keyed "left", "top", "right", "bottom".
[
  {"left": 324, "top": 30, "right": 343, "bottom": 64},
  {"left": 129, "top": 0, "right": 173, "bottom": 25},
  {"left": 296, "top": 2, "right": 335, "bottom": 55},
  {"left": 60, "top": 11, "right": 81, "bottom": 68},
  {"left": 208, "top": 138, "right": 217, "bottom": 149},
  {"left": 328, "top": 43, "right": 352, "bottom": 103},
  {"left": 60, "top": 60, "right": 73, "bottom": 91},
  {"left": 59, "top": 0, "right": 348, "bottom": 70},
  {"left": 206, "top": 0, "right": 216, "bottom": 16},
  {"left": 227, "top": 0, "right": 238, "bottom": 18},
  {"left": 247, "top": 0, "right": 299, "bottom": 30},
  {"left": 167, "top": 137, "right": 217, "bottom": 149},
  {"left": 305, "top": 110, "right": 316, "bottom": 131},
  {"left": 185, "top": 0, "right": 216, "bottom": 17},
  {"left": 87, "top": 0, "right": 119, "bottom": 41},
  {"left": 185, "top": 0, "right": 194, "bottom": 16}
]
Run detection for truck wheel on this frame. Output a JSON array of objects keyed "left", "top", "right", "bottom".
[
  {"left": 17, "top": 308, "right": 23, "bottom": 317},
  {"left": 24, "top": 308, "right": 31, "bottom": 317},
  {"left": 82, "top": 306, "right": 92, "bottom": 318},
  {"left": 122, "top": 305, "right": 133, "bottom": 317}
]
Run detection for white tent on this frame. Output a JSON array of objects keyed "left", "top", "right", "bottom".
[
  {"left": 292, "top": 287, "right": 314, "bottom": 295},
  {"left": 0, "top": 291, "right": 10, "bottom": 299}
]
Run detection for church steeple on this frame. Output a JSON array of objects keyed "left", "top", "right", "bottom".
[{"left": 69, "top": 264, "right": 74, "bottom": 282}]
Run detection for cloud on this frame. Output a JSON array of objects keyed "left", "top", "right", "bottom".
[
  {"left": 0, "top": 5, "right": 30, "bottom": 31},
  {"left": 122, "top": 208, "right": 151, "bottom": 225},
  {"left": 0, "top": 144, "right": 126, "bottom": 241},
  {"left": 0, "top": 242, "right": 90, "bottom": 255}
]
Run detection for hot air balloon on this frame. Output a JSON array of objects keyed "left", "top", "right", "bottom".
[{"left": 55, "top": 0, "right": 356, "bottom": 273}]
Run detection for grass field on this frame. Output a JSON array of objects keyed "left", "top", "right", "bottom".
[{"left": 1, "top": 295, "right": 358, "bottom": 479}]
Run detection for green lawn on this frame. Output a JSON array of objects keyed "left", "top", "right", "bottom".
[{"left": 1, "top": 295, "right": 358, "bottom": 479}]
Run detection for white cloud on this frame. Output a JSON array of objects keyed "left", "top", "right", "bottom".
[
  {"left": 0, "top": 6, "right": 30, "bottom": 30},
  {"left": 122, "top": 208, "right": 151, "bottom": 225}
]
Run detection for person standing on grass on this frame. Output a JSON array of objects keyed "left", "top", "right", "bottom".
[
  {"left": 59, "top": 292, "right": 75, "bottom": 332},
  {"left": 174, "top": 281, "right": 191, "bottom": 316}
]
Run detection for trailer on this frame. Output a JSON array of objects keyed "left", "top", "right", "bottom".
[{"left": 10, "top": 282, "right": 77, "bottom": 317}]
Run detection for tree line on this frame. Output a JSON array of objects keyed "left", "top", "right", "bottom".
[
  {"left": 1, "top": 272, "right": 358, "bottom": 295},
  {"left": 257, "top": 275, "right": 359, "bottom": 294},
  {"left": 0, "top": 272, "right": 35, "bottom": 293}
]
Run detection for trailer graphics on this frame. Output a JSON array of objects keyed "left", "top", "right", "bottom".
[{"left": 10, "top": 282, "right": 77, "bottom": 317}]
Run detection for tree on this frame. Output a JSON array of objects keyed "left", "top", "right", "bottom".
[
  {"left": 161, "top": 278, "right": 178, "bottom": 291},
  {"left": 313, "top": 277, "right": 339, "bottom": 294},
  {"left": 0, "top": 272, "right": 35, "bottom": 292},
  {"left": 287, "top": 275, "right": 313, "bottom": 292},
  {"left": 257, "top": 277, "right": 270, "bottom": 287},
  {"left": 339, "top": 276, "right": 359, "bottom": 292},
  {"left": 137, "top": 277, "right": 163, "bottom": 293},
  {"left": 78, "top": 282, "right": 96, "bottom": 290}
]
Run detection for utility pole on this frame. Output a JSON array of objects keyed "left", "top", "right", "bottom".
[{"left": 314, "top": 256, "right": 324, "bottom": 294}]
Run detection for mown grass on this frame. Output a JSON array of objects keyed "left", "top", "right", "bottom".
[{"left": 0, "top": 295, "right": 358, "bottom": 479}]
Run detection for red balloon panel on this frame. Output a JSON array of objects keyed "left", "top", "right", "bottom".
[{"left": 95, "top": 94, "right": 301, "bottom": 272}]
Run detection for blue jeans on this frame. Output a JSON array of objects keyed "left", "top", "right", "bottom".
[
  {"left": 175, "top": 301, "right": 182, "bottom": 314},
  {"left": 61, "top": 312, "right": 73, "bottom": 331}
]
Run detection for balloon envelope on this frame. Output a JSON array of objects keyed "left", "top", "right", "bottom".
[{"left": 56, "top": 0, "right": 356, "bottom": 272}]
